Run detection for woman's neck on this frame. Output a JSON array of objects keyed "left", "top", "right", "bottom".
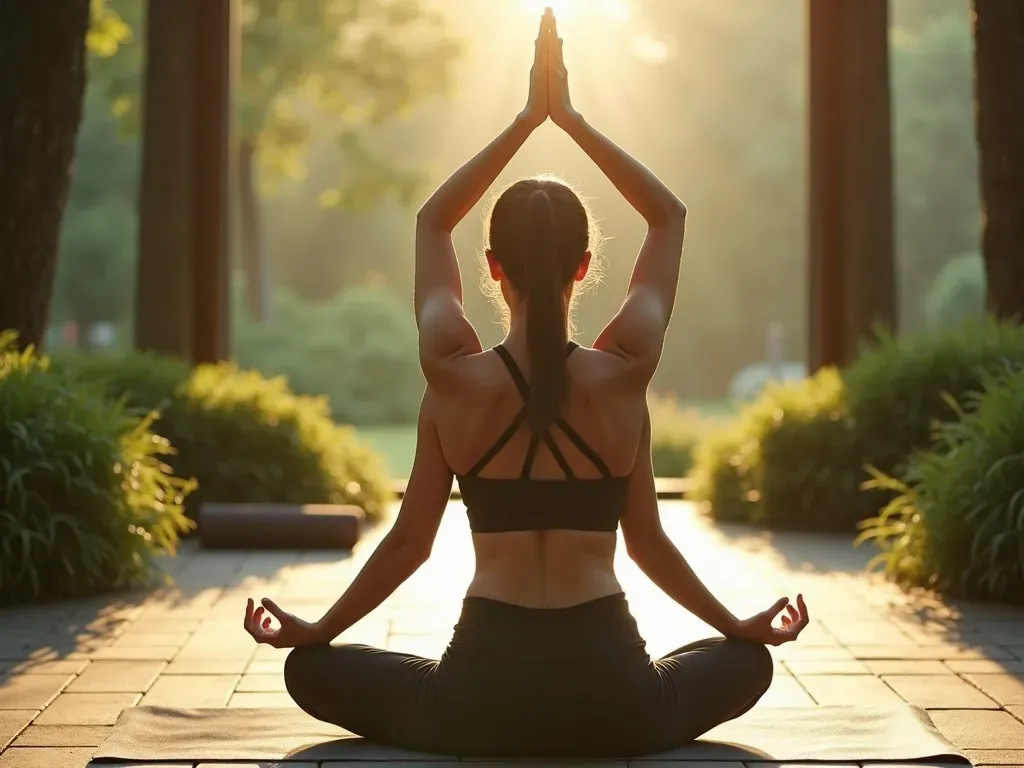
[{"left": 501, "top": 311, "right": 571, "bottom": 354}]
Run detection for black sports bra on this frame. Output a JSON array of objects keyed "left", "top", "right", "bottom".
[{"left": 456, "top": 342, "right": 628, "bottom": 534}]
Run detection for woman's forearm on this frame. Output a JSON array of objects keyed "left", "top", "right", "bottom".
[
  {"left": 314, "top": 535, "right": 428, "bottom": 642},
  {"left": 416, "top": 113, "right": 536, "bottom": 233},
  {"left": 631, "top": 536, "right": 740, "bottom": 637},
  {"left": 562, "top": 114, "right": 685, "bottom": 227},
  {"left": 414, "top": 113, "right": 536, "bottom": 317}
]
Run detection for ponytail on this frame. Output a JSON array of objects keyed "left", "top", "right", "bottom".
[{"left": 525, "top": 193, "right": 568, "bottom": 433}]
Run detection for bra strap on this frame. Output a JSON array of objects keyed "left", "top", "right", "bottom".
[
  {"left": 521, "top": 432, "right": 542, "bottom": 478},
  {"left": 493, "top": 345, "right": 530, "bottom": 399},
  {"left": 465, "top": 407, "right": 529, "bottom": 477},
  {"left": 557, "top": 419, "right": 612, "bottom": 477}
]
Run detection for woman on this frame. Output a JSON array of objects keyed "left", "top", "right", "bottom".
[{"left": 243, "top": 8, "right": 809, "bottom": 757}]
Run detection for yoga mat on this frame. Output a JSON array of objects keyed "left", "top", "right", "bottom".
[{"left": 91, "top": 705, "right": 969, "bottom": 764}]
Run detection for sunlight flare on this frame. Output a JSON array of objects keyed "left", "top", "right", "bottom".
[{"left": 521, "top": 0, "right": 632, "bottom": 25}]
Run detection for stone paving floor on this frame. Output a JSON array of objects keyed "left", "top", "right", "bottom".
[{"left": 1, "top": 501, "right": 1023, "bottom": 768}]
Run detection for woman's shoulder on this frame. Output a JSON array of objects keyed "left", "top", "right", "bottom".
[{"left": 568, "top": 343, "right": 652, "bottom": 394}]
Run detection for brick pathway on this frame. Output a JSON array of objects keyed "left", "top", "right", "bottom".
[{"left": 1, "top": 501, "right": 1023, "bottom": 767}]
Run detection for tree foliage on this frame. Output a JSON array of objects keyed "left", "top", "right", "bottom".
[{"left": 87, "top": 0, "right": 460, "bottom": 205}]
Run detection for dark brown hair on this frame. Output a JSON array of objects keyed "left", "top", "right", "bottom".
[{"left": 486, "top": 176, "right": 591, "bottom": 433}]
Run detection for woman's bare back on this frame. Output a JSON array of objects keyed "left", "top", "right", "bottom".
[{"left": 432, "top": 343, "right": 647, "bottom": 608}]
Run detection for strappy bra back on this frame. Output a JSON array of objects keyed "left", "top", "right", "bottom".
[{"left": 456, "top": 342, "right": 628, "bottom": 534}]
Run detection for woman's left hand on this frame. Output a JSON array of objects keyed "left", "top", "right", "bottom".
[
  {"left": 521, "top": 11, "right": 552, "bottom": 128},
  {"left": 243, "top": 597, "right": 327, "bottom": 649}
]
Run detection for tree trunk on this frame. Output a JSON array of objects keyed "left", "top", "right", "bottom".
[
  {"left": 238, "top": 139, "right": 270, "bottom": 322},
  {"left": 0, "top": 0, "right": 90, "bottom": 351},
  {"left": 807, "top": 0, "right": 896, "bottom": 370},
  {"left": 134, "top": 0, "right": 197, "bottom": 358},
  {"left": 973, "top": 0, "right": 1024, "bottom": 320}
]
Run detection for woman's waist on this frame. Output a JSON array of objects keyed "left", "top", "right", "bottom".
[
  {"left": 449, "top": 588, "right": 647, "bottom": 659},
  {"left": 466, "top": 556, "right": 621, "bottom": 606}
]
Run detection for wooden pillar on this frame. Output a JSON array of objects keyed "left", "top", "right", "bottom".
[
  {"left": 807, "top": 0, "right": 896, "bottom": 371},
  {"left": 190, "top": 0, "right": 233, "bottom": 365},
  {"left": 135, "top": 0, "right": 197, "bottom": 358},
  {"left": 135, "top": 0, "right": 232, "bottom": 363}
]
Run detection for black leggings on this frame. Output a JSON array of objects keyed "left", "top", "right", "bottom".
[{"left": 284, "top": 592, "right": 772, "bottom": 757}]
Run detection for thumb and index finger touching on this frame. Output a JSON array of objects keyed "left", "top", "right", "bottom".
[{"left": 260, "top": 597, "right": 289, "bottom": 623}]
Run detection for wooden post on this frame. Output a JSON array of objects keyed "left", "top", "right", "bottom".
[
  {"left": 807, "top": 0, "right": 896, "bottom": 371},
  {"left": 189, "top": 0, "right": 233, "bottom": 365},
  {"left": 135, "top": 0, "right": 197, "bottom": 358}
]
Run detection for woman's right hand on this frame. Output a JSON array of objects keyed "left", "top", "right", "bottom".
[
  {"left": 731, "top": 594, "right": 810, "bottom": 646},
  {"left": 548, "top": 11, "right": 580, "bottom": 129}
]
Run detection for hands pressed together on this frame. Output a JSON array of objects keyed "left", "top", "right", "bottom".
[
  {"left": 522, "top": 8, "right": 578, "bottom": 130},
  {"left": 732, "top": 593, "right": 810, "bottom": 646}
]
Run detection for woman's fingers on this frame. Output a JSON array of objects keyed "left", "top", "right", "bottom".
[
  {"left": 796, "top": 594, "right": 809, "bottom": 622},
  {"left": 763, "top": 597, "right": 789, "bottom": 621},
  {"left": 244, "top": 598, "right": 254, "bottom": 630}
]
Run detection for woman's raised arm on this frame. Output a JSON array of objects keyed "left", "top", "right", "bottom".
[
  {"left": 547, "top": 20, "right": 686, "bottom": 380},
  {"left": 415, "top": 13, "right": 551, "bottom": 383}
]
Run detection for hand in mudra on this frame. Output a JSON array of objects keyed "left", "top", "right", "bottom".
[
  {"left": 733, "top": 593, "right": 810, "bottom": 646},
  {"left": 243, "top": 597, "right": 326, "bottom": 649}
]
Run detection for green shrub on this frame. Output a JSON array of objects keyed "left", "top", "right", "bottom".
[
  {"left": 844, "top": 318, "right": 1024, "bottom": 480},
  {"left": 648, "top": 394, "right": 721, "bottom": 477},
  {"left": 56, "top": 352, "right": 392, "bottom": 522},
  {"left": 922, "top": 252, "right": 986, "bottom": 332},
  {"left": 858, "top": 366, "right": 1024, "bottom": 602},
  {"left": 0, "top": 333, "right": 193, "bottom": 605},
  {"left": 233, "top": 284, "right": 423, "bottom": 426},
  {"left": 690, "top": 367, "right": 865, "bottom": 530},
  {"left": 692, "top": 319, "right": 1024, "bottom": 532}
]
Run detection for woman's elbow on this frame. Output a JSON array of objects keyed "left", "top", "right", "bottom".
[
  {"left": 416, "top": 205, "right": 452, "bottom": 233},
  {"left": 646, "top": 199, "right": 687, "bottom": 230},
  {"left": 384, "top": 529, "right": 433, "bottom": 568},
  {"left": 623, "top": 528, "right": 667, "bottom": 565}
]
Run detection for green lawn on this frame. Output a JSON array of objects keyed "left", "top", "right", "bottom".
[
  {"left": 357, "top": 399, "right": 735, "bottom": 479},
  {"left": 357, "top": 424, "right": 418, "bottom": 478}
]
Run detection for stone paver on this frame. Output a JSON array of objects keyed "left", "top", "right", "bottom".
[
  {"left": 0, "top": 500, "right": 1022, "bottom": 763},
  {"left": 10, "top": 725, "right": 110, "bottom": 747},
  {"left": 33, "top": 693, "right": 138, "bottom": 726},
  {"left": 235, "top": 674, "right": 287, "bottom": 693},
  {"left": 65, "top": 662, "right": 164, "bottom": 694},
  {"left": 759, "top": 675, "right": 816, "bottom": 707},
  {"left": 961, "top": 674, "right": 1024, "bottom": 706},
  {"left": 882, "top": 674, "right": 999, "bottom": 709},
  {"left": 782, "top": 659, "right": 870, "bottom": 675},
  {"left": 796, "top": 674, "right": 905, "bottom": 706},
  {"left": 0, "top": 747, "right": 94, "bottom": 768},
  {"left": 0, "top": 675, "right": 70, "bottom": 711},
  {"left": 930, "top": 710, "right": 1024, "bottom": 749},
  {"left": 868, "top": 660, "right": 953, "bottom": 675},
  {"left": 966, "top": 748, "right": 1024, "bottom": 766},
  {"left": 139, "top": 675, "right": 237, "bottom": 708},
  {"left": 947, "top": 660, "right": 1024, "bottom": 674},
  {"left": 0, "top": 712, "right": 33, "bottom": 751}
]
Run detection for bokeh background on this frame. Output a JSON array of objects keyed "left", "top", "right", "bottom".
[{"left": 54, "top": 0, "right": 983, "bottom": 474}]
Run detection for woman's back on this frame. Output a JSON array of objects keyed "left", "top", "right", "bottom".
[{"left": 432, "top": 342, "right": 648, "bottom": 608}]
